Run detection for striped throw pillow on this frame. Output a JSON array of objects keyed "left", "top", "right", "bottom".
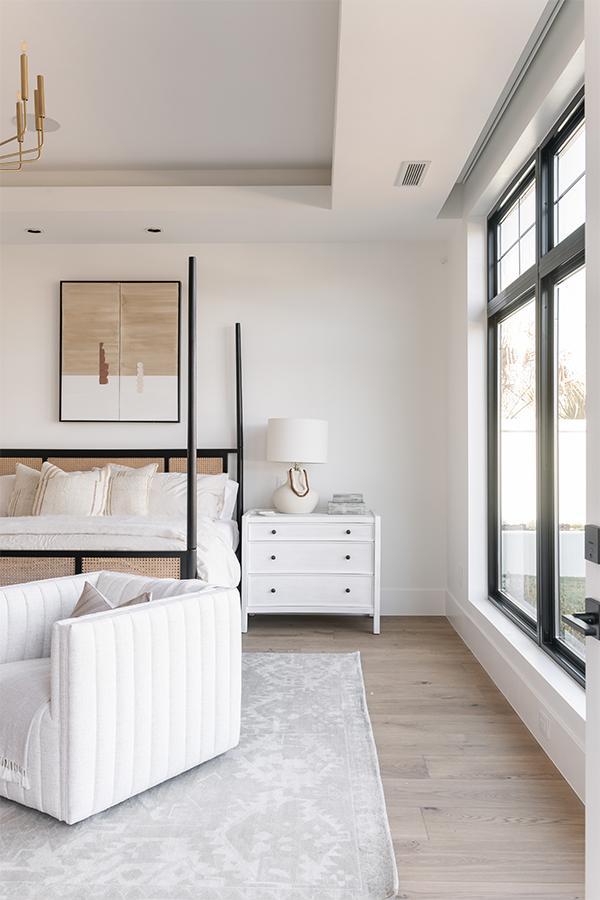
[
  {"left": 7, "top": 464, "right": 41, "bottom": 516},
  {"left": 32, "top": 462, "right": 109, "bottom": 516},
  {"left": 105, "top": 463, "right": 158, "bottom": 516}
]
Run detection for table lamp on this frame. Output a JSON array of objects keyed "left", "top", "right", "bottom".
[{"left": 267, "top": 418, "right": 328, "bottom": 513}]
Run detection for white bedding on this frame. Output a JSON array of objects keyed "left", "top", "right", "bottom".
[
  {"left": 213, "top": 518, "right": 239, "bottom": 552},
  {"left": 0, "top": 515, "right": 240, "bottom": 588}
]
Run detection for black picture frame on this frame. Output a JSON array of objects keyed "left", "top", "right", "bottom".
[{"left": 59, "top": 280, "right": 182, "bottom": 423}]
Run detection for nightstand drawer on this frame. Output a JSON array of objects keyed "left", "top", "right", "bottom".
[
  {"left": 248, "top": 541, "right": 373, "bottom": 574},
  {"left": 248, "top": 522, "right": 374, "bottom": 542},
  {"left": 247, "top": 575, "right": 374, "bottom": 611}
]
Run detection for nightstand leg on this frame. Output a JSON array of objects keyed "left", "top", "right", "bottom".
[
  {"left": 241, "top": 607, "right": 248, "bottom": 633},
  {"left": 373, "top": 515, "right": 381, "bottom": 635}
]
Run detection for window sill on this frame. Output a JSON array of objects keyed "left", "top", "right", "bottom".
[
  {"left": 488, "top": 591, "right": 586, "bottom": 687},
  {"left": 447, "top": 588, "right": 585, "bottom": 800}
]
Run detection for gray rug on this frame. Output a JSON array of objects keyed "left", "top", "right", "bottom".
[{"left": 0, "top": 652, "right": 398, "bottom": 899}]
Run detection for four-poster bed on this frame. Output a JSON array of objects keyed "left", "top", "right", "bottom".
[{"left": 0, "top": 257, "right": 244, "bottom": 587}]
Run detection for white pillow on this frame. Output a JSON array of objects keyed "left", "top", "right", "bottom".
[
  {"left": 0, "top": 475, "right": 16, "bottom": 516},
  {"left": 8, "top": 464, "right": 41, "bottom": 517},
  {"left": 105, "top": 463, "right": 158, "bottom": 516},
  {"left": 32, "top": 462, "right": 109, "bottom": 516},
  {"left": 149, "top": 472, "right": 229, "bottom": 519},
  {"left": 71, "top": 581, "right": 151, "bottom": 618},
  {"left": 222, "top": 479, "right": 239, "bottom": 520}
]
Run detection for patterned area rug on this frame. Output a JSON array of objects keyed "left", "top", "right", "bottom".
[{"left": 0, "top": 652, "right": 398, "bottom": 899}]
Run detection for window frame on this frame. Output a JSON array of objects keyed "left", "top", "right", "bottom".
[
  {"left": 488, "top": 164, "right": 536, "bottom": 302},
  {"left": 487, "top": 88, "right": 585, "bottom": 685},
  {"left": 545, "top": 100, "right": 585, "bottom": 252}
]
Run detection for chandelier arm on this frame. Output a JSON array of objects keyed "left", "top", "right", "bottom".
[
  {"left": 0, "top": 144, "right": 41, "bottom": 162},
  {"left": 0, "top": 134, "right": 19, "bottom": 148},
  {"left": 0, "top": 151, "right": 40, "bottom": 163},
  {"left": 0, "top": 130, "right": 43, "bottom": 162},
  {"left": 0, "top": 143, "right": 23, "bottom": 171},
  {"left": 16, "top": 144, "right": 42, "bottom": 163}
]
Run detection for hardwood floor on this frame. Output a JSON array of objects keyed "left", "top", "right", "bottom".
[{"left": 243, "top": 615, "right": 585, "bottom": 900}]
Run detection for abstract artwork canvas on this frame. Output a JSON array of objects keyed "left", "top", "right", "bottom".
[{"left": 60, "top": 281, "right": 180, "bottom": 422}]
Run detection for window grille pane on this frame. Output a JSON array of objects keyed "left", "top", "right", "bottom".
[
  {"left": 555, "top": 175, "right": 585, "bottom": 243},
  {"left": 496, "top": 182, "right": 536, "bottom": 292},
  {"left": 519, "top": 227, "right": 535, "bottom": 273},
  {"left": 498, "top": 244, "right": 519, "bottom": 292},
  {"left": 499, "top": 201, "right": 519, "bottom": 255},
  {"left": 556, "top": 122, "right": 585, "bottom": 196},
  {"left": 519, "top": 182, "right": 536, "bottom": 234}
]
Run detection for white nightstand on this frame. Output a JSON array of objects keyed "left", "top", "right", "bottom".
[{"left": 241, "top": 510, "right": 381, "bottom": 633}]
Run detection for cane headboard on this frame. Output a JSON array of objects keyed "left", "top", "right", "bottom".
[
  {"left": 0, "top": 449, "right": 232, "bottom": 477},
  {"left": 0, "top": 320, "right": 244, "bottom": 585}
]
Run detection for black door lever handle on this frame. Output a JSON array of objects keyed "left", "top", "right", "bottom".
[
  {"left": 562, "top": 612, "right": 598, "bottom": 636},
  {"left": 562, "top": 599, "right": 600, "bottom": 639}
]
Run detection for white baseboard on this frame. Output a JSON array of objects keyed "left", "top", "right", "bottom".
[
  {"left": 446, "top": 589, "right": 585, "bottom": 802},
  {"left": 381, "top": 588, "right": 446, "bottom": 615}
]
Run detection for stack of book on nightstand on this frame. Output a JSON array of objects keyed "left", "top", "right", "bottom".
[{"left": 328, "top": 493, "right": 367, "bottom": 515}]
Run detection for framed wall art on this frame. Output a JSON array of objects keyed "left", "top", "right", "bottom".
[{"left": 60, "top": 281, "right": 181, "bottom": 422}]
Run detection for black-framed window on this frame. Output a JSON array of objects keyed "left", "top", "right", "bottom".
[
  {"left": 494, "top": 174, "right": 536, "bottom": 293},
  {"left": 487, "top": 89, "right": 586, "bottom": 684}
]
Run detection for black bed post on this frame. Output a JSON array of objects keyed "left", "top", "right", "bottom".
[
  {"left": 235, "top": 323, "right": 244, "bottom": 547},
  {"left": 185, "top": 257, "right": 198, "bottom": 579}
]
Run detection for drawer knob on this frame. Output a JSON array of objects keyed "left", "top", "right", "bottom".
[
  {"left": 345, "top": 588, "right": 351, "bottom": 593},
  {"left": 271, "top": 529, "right": 277, "bottom": 535},
  {"left": 270, "top": 555, "right": 276, "bottom": 560},
  {"left": 270, "top": 587, "right": 276, "bottom": 593},
  {"left": 345, "top": 555, "right": 351, "bottom": 560},
  {"left": 345, "top": 529, "right": 351, "bottom": 535}
]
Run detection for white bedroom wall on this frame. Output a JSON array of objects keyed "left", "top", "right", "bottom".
[
  {"left": 445, "top": 224, "right": 468, "bottom": 605},
  {"left": 0, "top": 240, "right": 449, "bottom": 615}
]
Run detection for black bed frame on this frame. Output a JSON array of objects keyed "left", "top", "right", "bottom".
[{"left": 0, "top": 257, "right": 244, "bottom": 582}]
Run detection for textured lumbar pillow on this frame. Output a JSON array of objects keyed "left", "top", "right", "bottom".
[
  {"left": 7, "top": 464, "right": 41, "bottom": 516},
  {"left": 0, "top": 475, "right": 16, "bottom": 517},
  {"left": 71, "top": 581, "right": 152, "bottom": 618},
  {"left": 32, "top": 462, "right": 109, "bottom": 516},
  {"left": 149, "top": 472, "right": 229, "bottom": 519},
  {"left": 105, "top": 463, "right": 158, "bottom": 516}
]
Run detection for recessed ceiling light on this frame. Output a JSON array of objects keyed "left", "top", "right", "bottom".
[
  {"left": 26, "top": 227, "right": 43, "bottom": 234},
  {"left": 146, "top": 227, "right": 162, "bottom": 234}
]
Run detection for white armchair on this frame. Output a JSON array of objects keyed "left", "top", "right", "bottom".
[{"left": 0, "top": 571, "right": 241, "bottom": 824}]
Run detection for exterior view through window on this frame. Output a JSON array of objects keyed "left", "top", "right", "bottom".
[
  {"left": 555, "top": 266, "right": 586, "bottom": 657},
  {"left": 499, "top": 300, "right": 537, "bottom": 619}
]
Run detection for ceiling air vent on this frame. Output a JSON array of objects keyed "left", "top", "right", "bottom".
[{"left": 394, "top": 160, "right": 431, "bottom": 187}]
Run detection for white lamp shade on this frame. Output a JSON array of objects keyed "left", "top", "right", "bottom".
[{"left": 267, "top": 418, "right": 328, "bottom": 464}]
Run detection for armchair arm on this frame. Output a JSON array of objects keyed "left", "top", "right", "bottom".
[
  {"left": 0, "top": 573, "right": 90, "bottom": 664},
  {"left": 51, "top": 586, "right": 241, "bottom": 824}
]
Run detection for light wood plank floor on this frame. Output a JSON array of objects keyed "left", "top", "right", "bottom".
[{"left": 243, "top": 615, "right": 585, "bottom": 900}]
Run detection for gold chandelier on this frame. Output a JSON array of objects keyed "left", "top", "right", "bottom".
[{"left": 1, "top": 42, "right": 47, "bottom": 171}]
